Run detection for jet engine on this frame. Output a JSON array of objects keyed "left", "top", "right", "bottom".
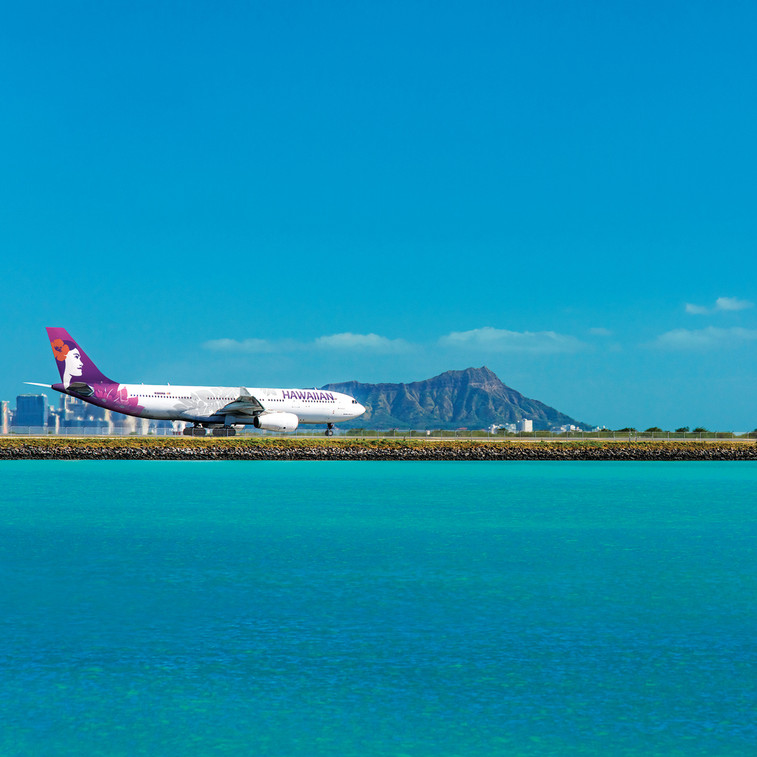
[{"left": 253, "top": 412, "right": 299, "bottom": 432}]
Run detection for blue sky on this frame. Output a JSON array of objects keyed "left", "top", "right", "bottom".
[{"left": 3, "top": 1, "right": 756, "bottom": 430}]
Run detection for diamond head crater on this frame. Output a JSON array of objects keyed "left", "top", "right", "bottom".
[{"left": 321, "top": 366, "right": 589, "bottom": 431}]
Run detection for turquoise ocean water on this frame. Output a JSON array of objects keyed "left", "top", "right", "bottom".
[{"left": 1, "top": 461, "right": 756, "bottom": 756}]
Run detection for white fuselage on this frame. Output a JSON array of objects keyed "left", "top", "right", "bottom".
[{"left": 119, "top": 384, "right": 364, "bottom": 425}]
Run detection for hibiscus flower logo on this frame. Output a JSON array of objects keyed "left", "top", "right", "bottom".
[
  {"left": 51, "top": 338, "right": 70, "bottom": 362},
  {"left": 93, "top": 383, "right": 144, "bottom": 414}
]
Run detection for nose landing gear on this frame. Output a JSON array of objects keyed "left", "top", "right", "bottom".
[{"left": 325, "top": 423, "right": 334, "bottom": 437}]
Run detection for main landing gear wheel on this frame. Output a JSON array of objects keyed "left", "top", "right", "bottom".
[
  {"left": 324, "top": 423, "right": 334, "bottom": 437},
  {"left": 183, "top": 425, "right": 207, "bottom": 437},
  {"left": 212, "top": 427, "right": 236, "bottom": 437}
]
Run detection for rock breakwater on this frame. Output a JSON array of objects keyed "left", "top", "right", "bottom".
[{"left": 1, "top": 438, "right": 756, "bottom": 461}]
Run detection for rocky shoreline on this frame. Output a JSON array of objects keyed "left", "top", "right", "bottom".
[{"left": 1, "top": 438, "right": 756, "bottom": 461}]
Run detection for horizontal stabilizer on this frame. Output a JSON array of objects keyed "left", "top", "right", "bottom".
[{"left": 25, "top": 382, "right": 53, "bottom": 388}]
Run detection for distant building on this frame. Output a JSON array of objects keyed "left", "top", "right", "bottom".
[
  {"left": 48, "top": 406, "right": 61, "bottom": 434},
  {"left": 60, "top": 394, "right": 83, "bottom": 421},
  {"left": 516, "top": 419, "right": 533, "bottom": 433},
  {"left": 58, "top": 394, "right": 114, "bottom": 432},
  {"left": 15, "top": 394, "right": 48, "bottom": 429},
  {"left": 1, "top": 401, "right": 9, "bottom": 434},
  {"left": 555, "top": 424, "right": 579, "bottom": 433}
]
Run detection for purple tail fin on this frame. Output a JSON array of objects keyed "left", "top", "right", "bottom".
[{"left": 46, "top": 327, "right": 114, "bottom": 388}]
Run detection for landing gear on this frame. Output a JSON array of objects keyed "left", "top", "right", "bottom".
[
  {"left": 183, "top": 424, "right": 207, "bottom": 437},
  {"left": 325, "top": 423, "right": 334, "bottom": 437},
  {"left": 212, "top": 427, "right": 236, "bottom": 437}
]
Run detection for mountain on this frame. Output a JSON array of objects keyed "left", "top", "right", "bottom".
[{"left": 322, "top": 366, "right": 589, "bottom": 430}]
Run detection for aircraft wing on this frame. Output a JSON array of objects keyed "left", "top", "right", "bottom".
[{"left": 217, "top": 388, "right": 265, "bottom": 417}]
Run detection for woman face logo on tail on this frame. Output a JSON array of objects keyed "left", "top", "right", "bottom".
[{"left": 52, "top": 338, "right": 84, "bottom": 388}]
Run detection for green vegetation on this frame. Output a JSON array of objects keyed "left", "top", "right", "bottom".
[{"left": 1, "top": 436, "right": 755, "bottom": 461}]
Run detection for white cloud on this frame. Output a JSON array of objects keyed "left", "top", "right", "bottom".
[
  {"left": 685, "top": 303, "right": 711, "bottom": 315},
  {"left": 439, "top": 327, "right": 586, "bottom": 354},
  {"left": 653, "top": 327, "right": 757, "bottom": 350},
  {"left": 205, "top": 327, "right": 591, "bottom": 357},
  {"left": 203, "top": 332, "right": 410, "bottom": 354},
  {"left": 203, "top": 338, "right": 277, "bottom": 353},
  {"left": 715, "top": 296, "right": 753, "bottom": 311},
  {"left": 686, "top": 297, "right": 753, "bottom": 315},
  {"left": 589, "top": 327, "right": 613, "bottom": 336},
  {"left": 314, "top": 332, "right": 411, "bottom": 353}
]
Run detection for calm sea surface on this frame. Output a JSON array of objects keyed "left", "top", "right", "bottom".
[{"left": 1, "top": 461, "right": 756, "bottom": 756}]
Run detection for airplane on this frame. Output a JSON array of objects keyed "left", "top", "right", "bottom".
[{"left": 27, "top": 327, "right": 366, "bottom": 436}]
